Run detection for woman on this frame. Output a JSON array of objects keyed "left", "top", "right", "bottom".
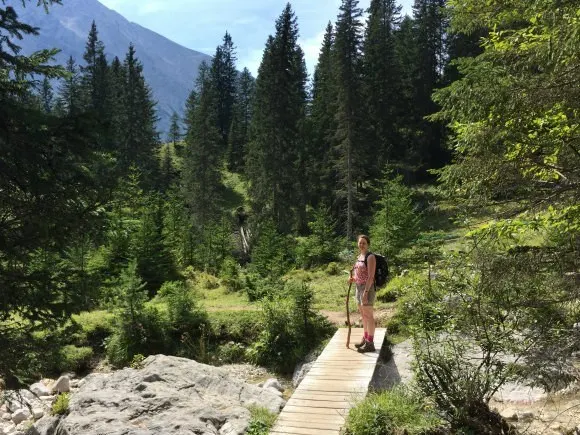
[{"left": 348, "top": 235, "right": 376, "bottom": 353}]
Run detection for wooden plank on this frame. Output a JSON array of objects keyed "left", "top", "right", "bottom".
[
  {"left": 276, "top": 413, "right": 345, "bottom": 424},
  {"left": 272, "top": 328, "right": 386, "bottom": 435},
  {"left": 279, "top": 405, "right": 349, "bottom": 416},
  {"left": 271, "top": 428, "right": 338, "bottom": 435},
  {"left": 286, "top": 399, "right": 356, "bottom": 409},
  {"left": 272, "top": 420, "right": 344, "bottom": 431}
]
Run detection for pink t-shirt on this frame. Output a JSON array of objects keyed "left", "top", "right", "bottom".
[{"left": 353, "top": 254, "right": 369, "bottom": 284}]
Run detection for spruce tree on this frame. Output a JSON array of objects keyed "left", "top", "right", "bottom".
[
  {"left": 246, "top": 4, "right": 308, "bottom": 233},
  {"left": 211, "top": 32, "right": 238, "bottom": 147},
  {"left": 168, "top": 111, "right": 182, "bottom": 146},
  {"left": 39, "top": 77, "right": 53, "bottom": 113},
  {"left": 227, "top": 67, "right": 255, "bottom": 172},
  {"left": 181, "top": 61, "right": 223, "bottom": 229},
  {"left": 120, "top": 44, "right": 160, "bottom": 185},
  {"left": 81, "top": 21, "right": 108, "bottom": 115},
  {"left": 362, "top": 0, "right": 402, "bottom": 169},
  {"left": 310, "top": 22, "right": 336, "bottom": 207},
  {"left": 57, "top": 56, "right": 82, "bottom": 116},
  {"left": 412, "top": 0, "right": 448, "bottom": 170},
  {"left": 332, "top": 0, "right": 365, "bottom": 239}
]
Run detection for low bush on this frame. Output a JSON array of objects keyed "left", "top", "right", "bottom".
[
  {"left": 344, "top": 387, "right": 443, "bottom": 435},
  {"left": 51, "top": 393, "right": 70, "bottom": 415},
  {"left": 245, "top": 406, "right": 277, "bottom": 435},
  {"left": 71, "top": 310, "right": 115, "bottom": 350},
  {"left": 57, "top": 345, "right": 94, "bottom": 373}
]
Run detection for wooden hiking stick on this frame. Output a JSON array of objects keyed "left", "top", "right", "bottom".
[{"left": 346, "top": 269, "right": 353, "bottom": 348}]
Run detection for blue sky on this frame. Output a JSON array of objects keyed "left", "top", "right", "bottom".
[{"left": 98, "top": 0, "right": 414, "bottom": 78}]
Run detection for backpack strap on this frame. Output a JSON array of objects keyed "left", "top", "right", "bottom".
[{"left": 363, "top": 252, "right": 376, "bottom": 290}]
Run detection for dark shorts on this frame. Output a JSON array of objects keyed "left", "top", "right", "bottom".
[{"left": 355, "top": 283, "right": 375, "bottom": 306}]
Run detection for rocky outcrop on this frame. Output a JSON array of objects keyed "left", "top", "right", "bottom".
[{"left": 21, "top": 355, "right": 285, "bottom": 435}]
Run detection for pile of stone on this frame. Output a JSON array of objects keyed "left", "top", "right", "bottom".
[
  {"left": 1, "top": 375, "right": 74, "bottom": 435},
  {"left": 2, "top": 355, "right": 285, "bottom": 435}
]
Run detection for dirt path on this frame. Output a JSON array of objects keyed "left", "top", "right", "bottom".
[{"left": 319, "top": 307, "right": 396, "bottom": 327}]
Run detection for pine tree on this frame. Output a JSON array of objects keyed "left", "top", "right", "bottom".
[
  {"left": 39, "top": 77, "right": 53, "bottom": 113},
  {"left": 362, "top": 0, "right": 402, "bottom": 168},
  {"left": 211, "top": 32, "right": 238, "bottom": 147},
  {"left": 107, "top": 56, "right": 127, "bottom": 156},
  {"left": 412, "top": 0, "right": 449, "bottom": 170},
  {"left": 81, "top": 21, "right": 108, "bottom": 115},
  {"left": 246, "top": 3, "right": 308, "bottom": 233},
  {"left": 120, "top": 44, "right": 160, "bottom": 185},
  {"left": 310, "top": 22, "right": 336, "bottom": 207},
  {"left": 181, "top": 61, "right": 223, "bottom": 229},
  {"left": 0, "top": 0, "right": 108, "bottom": 386},
  {"left": 57, "top": 56, "right": 82, "bottom": 116},
  {"left": 227, "top": 67, "right": 255, "bottom": 172},
  {"left": 168, "top": 111, "right": 182, "bottom": 146},
  {"left": 332, "top": 0, "right": 365, "bottom": 239}
]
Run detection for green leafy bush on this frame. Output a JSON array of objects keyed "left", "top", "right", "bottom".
[
  {"left": 71, "top": 310, "right": 115, "bottom": 350},
  {"left": 344, "top": 387, "right": 442, "bottom": 435},
  {"left": 295, "top": 206, "right": 341, "bottom": 268},
  {"left": 246, "top": 280, "right": 334, "bottom": 373},
  {"left": 219, "top": 257, "right": 243, "bottom": 292},
  {"left": 214, "top": 342, "right": 247, "bottom": 364},
  {"left": 57, "top": 345, "right": 94, "bottom": 373},
  {"left": 245, "top": 406, "right": 277, "bottom": 435},
  {"left": 51, "top": 393, "right": 70, "bottom": 415},
  {"left": 208, "top": 310, "right": 263, "bottom": 344}
]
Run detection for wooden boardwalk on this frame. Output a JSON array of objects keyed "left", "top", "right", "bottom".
[{"left": 270, "top": 328, "right": 386, "bottom": 435}]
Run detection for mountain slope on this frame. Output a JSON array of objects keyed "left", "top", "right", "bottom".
[{"left": 13, "top": 0, "right": 212, "bottom": 134}]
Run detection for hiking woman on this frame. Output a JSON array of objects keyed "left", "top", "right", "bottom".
[{"left": 348, "top": 235, "right": 376, "bottom": 353}]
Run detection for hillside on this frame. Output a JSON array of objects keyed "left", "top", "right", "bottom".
[{"left": 12, "top": 0, "right": 212, "bottom": 134}]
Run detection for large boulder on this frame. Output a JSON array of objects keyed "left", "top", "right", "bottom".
[{"left": 29, "top": 355, "right": 285, "bottom": 435}]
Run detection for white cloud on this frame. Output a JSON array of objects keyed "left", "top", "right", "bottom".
[{"left": 299, "top": 30, "right": 326, "bottom": 79}]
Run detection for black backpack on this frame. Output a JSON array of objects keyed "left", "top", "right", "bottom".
[{"left": 365, "top": 252, "right": 390, "bottom": 288}]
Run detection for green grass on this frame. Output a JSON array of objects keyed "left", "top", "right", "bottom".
[
  {"left": 245, "top": 406, "right": 277, "bottom": 435},
  {"left": 344, "top": 387, "right": 443, "bottom": 435}
]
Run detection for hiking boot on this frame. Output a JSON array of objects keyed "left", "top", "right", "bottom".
[
  {"left": 357, "top": 341, "right": 375, "bottom": 353},
  {"left": 354, "top": 338, "right": 366, "bottom": 348}
]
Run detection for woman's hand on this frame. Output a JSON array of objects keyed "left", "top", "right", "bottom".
[{"left": 348, "top": 276, "right": 355, "bottom": 284}]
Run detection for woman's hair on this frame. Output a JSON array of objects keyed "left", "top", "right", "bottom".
[{"left": 358, "top": 234, "right": 370, "bottom": 245}]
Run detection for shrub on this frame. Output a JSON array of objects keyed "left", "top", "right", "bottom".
[
  {"left": 71, "top": 310, "right": 115, "bottom": 350},
  {"left": 246, "top": 280, "right": 334, "bottom": 373},
  {"left": 51, "top": 393, "right": 70, "bottom": 415},
  {"left": 325, "top": 262, "right": 340, "bottom": 275},
  {"left": 245, "top": 406, "right": 277, "bottom": 435},
  {"left": 219, "top": 257, "right": 243, "bottom": 292},
  {"left": 208, "top": 311, "right": 263, "bottom": 344},
  {"left": 295, "top": 206, "right": 341, "bottom": 268},
  {"left": 344, "top": 387, "right": 442, "bottom": 435},
  {"left": 214, "top": 342, "right": 247, "bottom": 364},
  {"left": 57, "top": 345, "right": 94, "bottom": 373}
]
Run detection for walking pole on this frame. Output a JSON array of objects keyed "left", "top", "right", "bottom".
[{"left": 346, "top": 269, "right": 353, "bottom": 348}]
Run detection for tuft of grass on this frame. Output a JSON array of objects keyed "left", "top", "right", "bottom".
[
  {"left": 344, "top": 387, "right": 442, "bottom": 435},
  {"left": 245, "top": 406, "right": 277, "bottom": 435},
  {"left": 51, "top": 393, "right": 70, "bottom": 415}
]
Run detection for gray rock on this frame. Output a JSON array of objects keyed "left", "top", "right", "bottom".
[
  {"left": 31, "top": 355, "right": 284, "bottom": 435},
  {"left": 517, "top": 411, "right": 534, "bottom": 422},
  {"left": 25, "top": 415, "right": 61, "bottom": 435},
  {"left": 28, "top": 384, "right": 50, "bottom": 399},
  {"left": 262, "top": 379, "right": 283, "bottom": 392},
  {"left": 292, "top": 362, "right": 313, "bottom": 388},
  {"left": 50, "top": 377, "right": 70, "bottom": 394},
  {"left": 500, "top": 408, "right": 518, "bottom": 421},
  {"left": 31, "top": 409, "right": 43, "bottom": 420},
  {"left": 2, "top": 414, "right": 11, "bottom": 421},
  {"left": 11, "top": 409, "right": 30, "bottom": 425}
]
